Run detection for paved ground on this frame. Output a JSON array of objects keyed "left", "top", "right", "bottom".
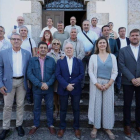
[{"left": 1, "top": 127, "right": 140, "bottom": 140}]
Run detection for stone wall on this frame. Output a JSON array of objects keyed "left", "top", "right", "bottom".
[
  {"left": 21, "top": 0, "right": 44, "bottom": 44},
  {"left": 128, "top": 0, "right": 140, "bottom": 35}
]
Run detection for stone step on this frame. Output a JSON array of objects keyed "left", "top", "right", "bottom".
[
  {"left": 0, "top": 111, "right": 136, "bottom": 128},
  {"left": 0, "top": 98, "right": 136, "bottom": 112}
]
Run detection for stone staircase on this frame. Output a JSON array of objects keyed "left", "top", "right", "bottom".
[{"left": 0, "top": 76, "right": 136, "bottom": 129}]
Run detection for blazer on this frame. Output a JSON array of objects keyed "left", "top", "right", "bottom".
[
  {"left": 116, "top": 37, "right": 130, "bottom": 50},
  {"left": 55, "top": 56, "right": 84, "bottom": 95},
  {"left": 0, "top": 48, "right": 31, "bottom": 93},
  {"left": 118, "top": 45, "right": 140, "bottom": 85},
  {"left": 92, "top": 38, "right": 119, "bottom": 57},
  {"left": 27, "top": 56, "right": 56, "bottom": 94}
]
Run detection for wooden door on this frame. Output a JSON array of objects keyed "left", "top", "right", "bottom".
[{"left": 42, "top": 11, "right": 64, "bottom": 29}]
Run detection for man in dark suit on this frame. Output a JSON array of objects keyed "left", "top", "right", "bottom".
[
  {"left": 0, "top": 33, "right": 31, "bottom": 140},
  {"left": 119, "top": 29, "right": 140, "bottom": 137},
  {"left": 101, "top": 25, "right": 119, "bottom": 57},
  {"left": 116, "top": 27, "right": 130, "bottom": 94},
  {"left": 56, "top": 43, "right": 84, "bottom": 139}
]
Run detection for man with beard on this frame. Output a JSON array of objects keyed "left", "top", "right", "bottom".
[
  {"left": 53, "top": 21, "right": 69, "bottom": 48},
  {"left": 119, "top": 29, "right": 140, "bottom": 137},
  {"left": 64, "top": 16, "right": 82, "bottom": 34}
]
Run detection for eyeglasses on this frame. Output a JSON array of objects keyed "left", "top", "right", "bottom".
[
  {"left": 45, "top": 33, "right": 50, "bottom": 35},
  {"left": 17, "top": 20, "right": 24, "bottom": 21},
  {"left": 11, "top": 38, "right": 21, "bottom": 41},
  {"left": 53, "top": 43, "right": 60, "bottom": 45}
]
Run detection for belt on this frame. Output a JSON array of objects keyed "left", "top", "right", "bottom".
[{"left": 13, "top": 76, "right": 24, "bottom": 79}]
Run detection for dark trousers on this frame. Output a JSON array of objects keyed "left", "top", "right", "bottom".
[
  {"left": 59, "top": 94, "right": 81, "bottom": 130},
  {"left": 115, "top": 70, "right": 122, "bottom": 90},
  {"left": 33, "top": 93, "right": 53, "bottom": 127},
  {"left": 123, "top": 85, "right": 140, "bottom": 127},
  {"left": 81, "top": 56, "right": 90, "bottom": 88}
]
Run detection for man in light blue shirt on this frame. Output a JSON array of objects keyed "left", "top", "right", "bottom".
[{"left": 77, "top": 20, "right": 98, "bottom": 91}]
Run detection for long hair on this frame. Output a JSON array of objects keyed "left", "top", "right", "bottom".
[
  {"left": 94, "top": 36, "right": 111, "bottom": 54},
  {"left": 41, "top": 30, "right": 53, "bottom": 43}
]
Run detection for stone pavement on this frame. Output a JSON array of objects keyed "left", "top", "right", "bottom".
[{"left": 1, "top": 127, "right": 140, "bottom": 140}]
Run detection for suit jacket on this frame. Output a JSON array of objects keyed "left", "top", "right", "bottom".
[
  {"left": 92, "top": 38, "right": 118, "bottom": 57},
  {"left": 56, "top": 56, "right": 84, "bottom": 95},
  {"left": 27, "top": 56, "right": 56, "bottom": 94},
  {"left": 118, "top": 45, "right": 140, "bottom": 85},
  {"left": 0, "top": 48, "right": 31, "bottom": 93},
  {"left": 116, "top": 37, "right": 130, "bottom": 50}
]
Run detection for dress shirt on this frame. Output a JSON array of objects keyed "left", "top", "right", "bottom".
[
  {"left": 77, "top": 30, "right": 98, "bottom": 52},
  {"left": 119, "top": 37, "right": 127, "bottom": 48},
  {"left": 12, "top": 49, "right": 23, "bottom": 77},
  {"left": 39, "top": 56, "right": 45, "bottom": 81},
  {"left": 130, "top": 44, "right": 139, "bottom": 61},
  {"left": 21, "top": 37, "right": 36, "bottom": 55},
  {"left": 7, "top": 25, "right": 32, "bottom": 39},
  {"left": 66, "top": 56, "right": 73, "bottom": 75},
  {"left": 0, "top": 39, "right": 4, "bottom": 50},
  {"left": 90, "top": 26, "right": 101, "bottom": 38},
  {"left": 40, "top": 26, "right": 57, "bottom": 37},
  {"left": 64, "top": 25, "right": 82, "bottom": 34}
]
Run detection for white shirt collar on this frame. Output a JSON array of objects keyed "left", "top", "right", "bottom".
[
  {"left": 66, "top": 55, "right": 73, "bottom": 59},
  {"left": 12, "top": 48, "right": 21, "bottom": 53},
  {"left": 130, "top": 44, "right": 139, "bottom": 49}
]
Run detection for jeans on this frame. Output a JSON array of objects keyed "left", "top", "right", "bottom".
[
  {"left": 115, "top": 70, "right": 122, "bottom": 90},
  {"left": 59, "top": 94, "right": 81, "bottom": 130},
  {"left": 123, "top": 85, "right": 140, "bottom": 127},
  {"left": 33, "top": 93, "right": 53, "bottom": 127}
]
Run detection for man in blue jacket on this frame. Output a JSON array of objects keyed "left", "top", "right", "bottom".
[
  {"left": 56, "top": 43, "right": 84, "bottom": 139},
  {"left": 27, "top": 41, "right": 56, "bottom": 135}
]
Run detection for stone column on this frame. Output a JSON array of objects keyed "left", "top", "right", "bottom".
[
  {"left": 85, "top": 0, "right": 109, "bottom": 25},
  {"left": 21, "top": 0, "right": 44, "bottom": 44},
  {"left": 128, "top": 0, "right": 140, "bottom": 35}
]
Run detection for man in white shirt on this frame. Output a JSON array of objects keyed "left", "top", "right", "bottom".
[
  {"left": 90, "top": 17, "right": 101, "bottom": 38},
  {"left": 40, "top": 17, "right": 57, "bottom": 37},
  {"left": 116, "top": 27, "right": 130, "bottom": 94},
  {"left": 119, "top": 29, "right": 140, "bottom": 137},
  {"left": 0, "top": 33, "right": 31, "bottom": 140},
  {"left": 7, "top": 16, "right": 31, "bottom": 39},
  {"left": 64, "top": 16, "right": 82, "bottom": 34},
  {"left": 0, "top": 26, "right": 11, "bottom": 51},
  {"left": 19, "top": 26, "right": 36, "bottom": 56}
]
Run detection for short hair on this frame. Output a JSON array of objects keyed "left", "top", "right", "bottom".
[
  {"left": 63, "top": 42, "right": 74, "bottom": 50},
  {"left": 70, "top": 27, "right": 77, "bottom": 33},
  {"left": 108, "top": 22, "right": 113, "bottom": 25},
  {"left": 129, "top": 29, "right": 140, "bottom": 36},
  {"left": 19, "top": 25, "right": 28, "bottom": 32},
  {"left": 0, "top": 26, "right": 5, "bottom": 32},
  {"left": 38, "top": 41, "right": 48, "bottom": 48},
  {"left": 10, "top": 33, "right": 22, "bottom": 39},
  {"left": 91, "top": 17, "right": 98, "bottom": 21},
  {"left": 57, "top": 21, "right": 64, "bottom": 24},
  {"left": 82, "top": 20, "right": 90, "bottom": 25},
  {"left": 70, "top": 16, "right": 76, "bottom": 20},
  {"left": 118, "top": 27, "right": 126, "bottom": 32},
  {"left": 52, "top": 39, "right": 62, "bottom": 46},
  {"left": 47, "top": 17, "right": 53, "bottom": 22},
  {"left": 102, "top": 25, "right": 110, "bottom": 32},
  {"left": 94, "top": 36, "right": 111, "bottom": 54}
]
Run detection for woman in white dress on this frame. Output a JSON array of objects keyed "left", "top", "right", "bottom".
[{"left": 88, "top": 36, "right": 118, "bottom": 139}]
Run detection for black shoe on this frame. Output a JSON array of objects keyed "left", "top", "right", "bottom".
[
  {"left": 16, "top": 126, "right": 25, "bottom": 137},
  {"left": 0, "top": 129, "right": 10, "bottom": 140}
]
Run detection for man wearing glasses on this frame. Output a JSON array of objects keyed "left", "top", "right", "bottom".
[
  {"left": 7, "top": 16, "right": 32, "bottom": 39},
  {"left": 0, "top": 33, "right": 31, "bottom": 140}
]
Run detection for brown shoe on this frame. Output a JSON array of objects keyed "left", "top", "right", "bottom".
[
  {"left": 57, "top": 129, "right": 65, "bottom": 138},
  {"left": 75, "top": 129, "right": 81, "bottom": 139},
  {"left": 48, "top": 126, "right": 56, "bottom": 135},
  {"left": 135, "top": 127, "right": 140, "bottom": 134},
  {"left": 28, "top": 126, "right": 39, "bottom": 135},
  {"left": 124, "top": 126, "right": 131, "bottom": 137}
]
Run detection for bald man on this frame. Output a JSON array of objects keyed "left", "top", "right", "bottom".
[
  {"left": 55, "top": 43, "right": 84, "bottom": 139},
  {"left": 7, "top": 16, "right": 31, "bottom": 39}
]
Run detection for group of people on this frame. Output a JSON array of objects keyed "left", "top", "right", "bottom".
[{"left": 0, "top": 15, "right": 139, "bottom": 140}]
